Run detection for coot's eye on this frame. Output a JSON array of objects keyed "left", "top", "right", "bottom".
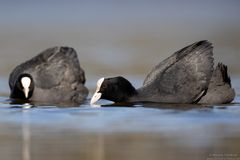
[{"left": 99, "top": 83, "right": 107, "bottom": 92}]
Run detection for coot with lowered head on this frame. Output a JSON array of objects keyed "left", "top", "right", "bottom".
[
  {"left": 91, "top": 40, "right": 235, "bottom": 104},
  {"left": 9, "top": 47, "right": 88, "bottom": 105}
]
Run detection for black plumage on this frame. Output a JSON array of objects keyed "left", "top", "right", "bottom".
[
  {"left": 199, "top": 63, "right": 235, "bottom": 104},
  {"left": 9, "top": 46, "right": 88, "bottom": 104},
  {"left": 91, "top": 40, "right": 235, "bottom": 104}
]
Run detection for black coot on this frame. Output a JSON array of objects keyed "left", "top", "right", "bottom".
[
  {"left": 91, "top": 40, "right": 235, "bottom": 104},
  {"left": 9, "top": 47, "right": 88, "bottom": 104}
]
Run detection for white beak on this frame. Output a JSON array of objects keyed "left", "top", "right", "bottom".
[
  {"left": 21, "top": 76, "right": 31, "bottom": 99},
  {"left": 90, "top": 77, "right": 105, "bottom": 105},
  {"left": 90, "top": 92, "right": 102, "bottom": 105},
  {"left": 23, "top": 87, "right": 29, "bottom": 98}
]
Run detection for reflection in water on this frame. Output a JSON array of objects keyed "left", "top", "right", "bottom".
[
  {"left": 22, "top": 103, "right": 32, "bottom": 160},
  {"left": 10, "top": 98, "right": 35, "bottom": 108},
  {"left": 9, "top": 98, "right": 82, "bottom": 108},
  {"left": 0, "top": 94, "right": 240, "bottom": 160},
  {"left": 101, "top": 101, "right": 214, "bottom": 111},
  {"left": 96, "top": 134, "right": 105, "bottom": 160}
]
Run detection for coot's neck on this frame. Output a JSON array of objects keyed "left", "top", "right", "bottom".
[
  {"left": 112, "top": 83, "right": 138, "bottom": 103},
  {"left": 127, "top": 87, "right": 151, "bottom": 103}
]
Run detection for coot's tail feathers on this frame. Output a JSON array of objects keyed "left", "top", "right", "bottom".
[
  {"left": 217, "top": 63, "right": 232, "bottom": 87},
  {"left": 199, "top": 63, "right": 235, "bottom": 104},
  {"left": 208, "top": 63, "right": 232, "bottom": 87}
]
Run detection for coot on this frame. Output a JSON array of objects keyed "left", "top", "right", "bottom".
[
  {"left": 9, "top": 47, "right": 88, "bottom": 104},
  {"left": 91, "top": 40, "right": 235, "bottom": 104}
]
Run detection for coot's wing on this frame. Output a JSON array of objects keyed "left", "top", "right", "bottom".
[
  {"left": 199, "top": 63, "right": 235, "bottom": 104},
  {"left": 9, "top": 47, "right": 86, "bottom": 90},
  {"left": 142, "top": 41, "right": 214, "bottom": 103}
]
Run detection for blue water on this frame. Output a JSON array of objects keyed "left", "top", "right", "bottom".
[{"left": 0, "top": 76, "right": 240, "bottom": 160}]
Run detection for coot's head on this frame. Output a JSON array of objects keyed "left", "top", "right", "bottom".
[
  {"left": 11, "top": 73, "right": 34, "bottom": 100},
  {"left": 90, "top": 76, "right": 137, "bottom": 104}
]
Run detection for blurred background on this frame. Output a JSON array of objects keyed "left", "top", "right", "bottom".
[
  {"left": 0, "top": 1, "right": 240, "bottom": 160},
  {"left": 0, "top": 0, "right": 239, "bottom": 80}
]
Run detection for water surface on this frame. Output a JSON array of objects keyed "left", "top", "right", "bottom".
[{"left": 0, "top": 76, "right": 240, "bottom": 160}]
